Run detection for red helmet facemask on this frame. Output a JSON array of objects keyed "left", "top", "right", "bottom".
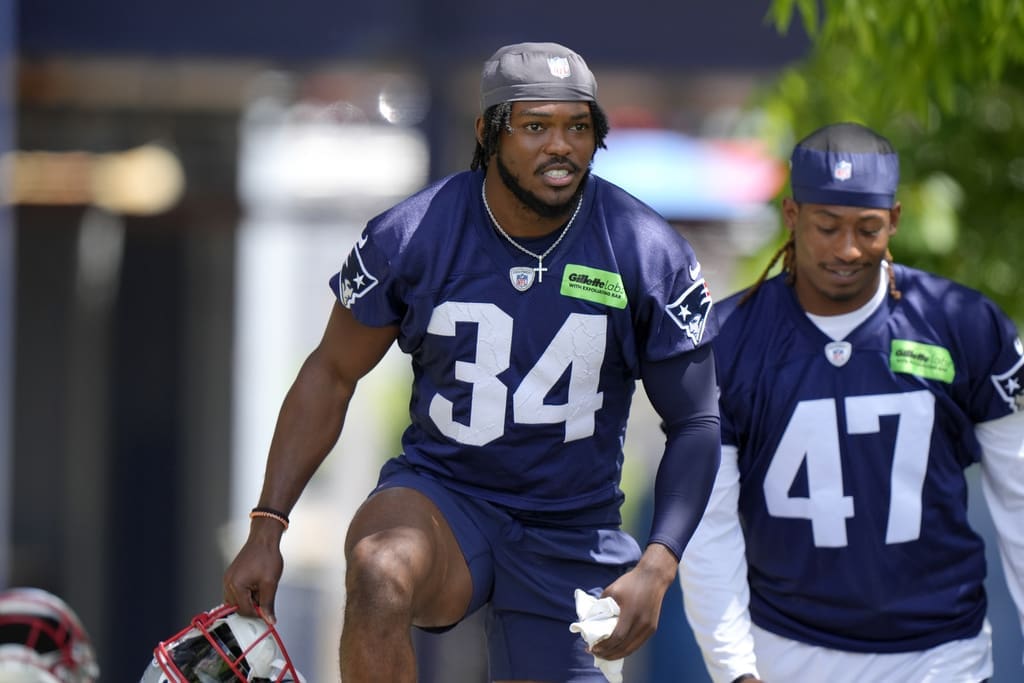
[
  {"left": 0, "top": 587, "right": 99, "bottom": 683},
  {"left": 141, "top": 604, "right": 305, "bottom": 683}
]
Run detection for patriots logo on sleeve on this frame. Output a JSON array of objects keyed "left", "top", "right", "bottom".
[
  {"left": 665, "top": 277, "right": 713, "bottom": 345},
  {"left": 338, "top": 234, "right": 379, "bottom": 309},
  {"left": 992, "top": 349, "right": 1024, "bottom": 412}
]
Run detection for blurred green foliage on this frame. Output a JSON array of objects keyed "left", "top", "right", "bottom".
[{"left": 746, "top": 0, "right": 1024, "bottom": 324}]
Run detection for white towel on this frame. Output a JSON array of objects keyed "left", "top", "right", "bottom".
[{"left": 568, "top": 588, "right": 624, "bottom": 683}]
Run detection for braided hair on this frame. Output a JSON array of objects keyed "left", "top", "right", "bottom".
[{"left": 470, "top": 101, "right": 610, "bottom": 171}]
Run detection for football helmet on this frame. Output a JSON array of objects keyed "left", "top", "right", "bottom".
[
  {"left": 0, "top": 586, "right": 99, "bottom": 683},
  {"left": 139, "top": 604, "right": 305, "bottom": 683}
]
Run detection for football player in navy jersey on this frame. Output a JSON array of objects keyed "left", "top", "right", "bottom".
[
  {"left": 679, "top": 122, "right": 1024, "bottom": 683},
  {"left": 223, "top": 42, "right": 722, "bottom": 682}
]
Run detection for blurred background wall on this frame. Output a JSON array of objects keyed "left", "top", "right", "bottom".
[
  {"left": 0, "top": 0, "right": 12, "bottom": 600},
  {"left": 3, "top": 2, "right": 1022, "bottom": 681}
]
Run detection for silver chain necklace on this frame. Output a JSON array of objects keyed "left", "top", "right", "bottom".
[{"left": 481, "top": 181, "right": 582, "bottom": 286}]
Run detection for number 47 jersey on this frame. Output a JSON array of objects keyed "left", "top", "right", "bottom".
[
  {"left": 329, "top": 171, "right": 715, "bottom": 518},
  {"left": 715, "top": 267, "right": 1024, "bottom": 653}
]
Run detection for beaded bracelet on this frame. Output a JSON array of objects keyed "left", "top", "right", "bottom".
[{"left": 249, "top": 507, "right": 290, "bottom": 530}]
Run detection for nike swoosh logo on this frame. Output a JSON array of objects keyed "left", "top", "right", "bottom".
[{"left": 688, "top": 261, "right": 701, "bottom": 280}]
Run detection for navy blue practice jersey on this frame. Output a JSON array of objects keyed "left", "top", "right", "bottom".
[
  {"left": 715, "top": 268, "right": 1024, "bottom": 653},
  {"left": 330, "top": 170, "right": 716, "bottom": 515}
]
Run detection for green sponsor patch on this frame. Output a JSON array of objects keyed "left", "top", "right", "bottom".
[
  {"left": 560, "top": 264, "right": 627, "bottom": 309},
  {"left": 889, "top": 340, "right": 955, "bottom": 383}
]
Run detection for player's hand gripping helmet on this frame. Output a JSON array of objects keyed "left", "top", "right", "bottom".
[
  {"left": 0, "top": 586, "right": 100, "bottom": 683},
  {"left": 139, "top": 604, "right": 305, "bottom": 683}
]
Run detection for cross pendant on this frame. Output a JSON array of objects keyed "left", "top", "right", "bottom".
[{"left": 534, "top": 258, "right": 547, "bottom": 283}]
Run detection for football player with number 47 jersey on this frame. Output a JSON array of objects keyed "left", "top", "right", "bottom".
[
  {"left": 223, "top": 42, "right": 721, "bottom": 683},
  {"left": 679, "top": 122, "right": 1024, "bottom": 683}
]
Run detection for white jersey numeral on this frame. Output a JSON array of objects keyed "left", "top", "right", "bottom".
[
  {"left": 426, "top": 302, "right": 605, "bottom": 446},
  {"left": 764, "top": 398, "right": 854, "bottom": 547},
  {"left": 427, "top": 302, "right": 512, "bottom": 446},
  {"left": 513, "top": 313, "right": 606, "bottom": 442},
  {"left": 763, "top": 390, "right": 935, "bottom": 547}
]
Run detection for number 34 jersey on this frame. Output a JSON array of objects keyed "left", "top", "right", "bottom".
[
  {"left": 715, "top": 268, "right": 1024, "bottom": 652},
  {"left": 330, "top": 170, "right": 715, "bottom": 517}
]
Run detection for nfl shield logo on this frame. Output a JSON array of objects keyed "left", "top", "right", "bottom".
[
  {"left": 510, "top": 266, "right": 535, "bottom": 292},
  {"left": 833, "top": 160, "right": 853, "bottom": 181},
  {"left": 825, "top": 341, "right": 852, "bottom": 367},
  {"left": 547, "top": 57, "right": 571, "bottom": 79}
]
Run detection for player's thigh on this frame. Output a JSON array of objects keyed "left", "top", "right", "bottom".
[{"left": 345, "top": 485, "right": 472, "bottom": 626}]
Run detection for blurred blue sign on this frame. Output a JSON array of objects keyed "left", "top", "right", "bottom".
[{"left": 593, "top": 129, "right": 786, "bottom": 221}]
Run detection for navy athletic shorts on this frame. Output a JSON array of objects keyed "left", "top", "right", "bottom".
[{"left": 373, "top": 457, "right": 642, "bottom": 682}]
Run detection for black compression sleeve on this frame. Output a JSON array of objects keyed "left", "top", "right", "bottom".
[{"left": 641, "top": 345, "right": 721, "bottom": 559}]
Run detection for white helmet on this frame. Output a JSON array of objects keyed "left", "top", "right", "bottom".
[
  {"left": 0, "top": 587, "right": 99, "bottom": 683},
  {"left": 139, "top": 604, "right": 305, "bottom": 682}
]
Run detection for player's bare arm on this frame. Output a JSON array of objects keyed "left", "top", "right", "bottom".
[{"left": 224, "top": 302, "right": 398, "bottom": 619}]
